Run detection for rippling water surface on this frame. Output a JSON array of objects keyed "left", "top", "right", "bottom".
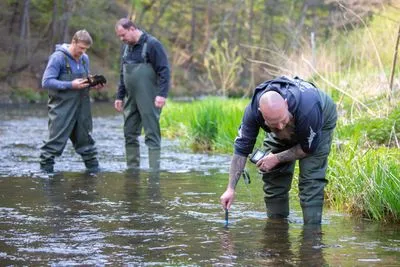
[{"left": 0, "top": 103, "right": 399, "bottom": 265}]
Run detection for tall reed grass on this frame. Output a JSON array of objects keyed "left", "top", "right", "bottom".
[
  {"left": 285, "top": 4, "right": 400, "bottom": 118},
  {"left": 327, "top": 143, "right": 400, "bottom": 222},
  {"left": 161, "top": 97, "right": 400, "bottom": 222}
]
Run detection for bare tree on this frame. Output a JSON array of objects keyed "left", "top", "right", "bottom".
[
  {"left": 7, "top": 0, "right": 30, "bottom": 86},
  {"left": 60, "top": 0, "right": 73, "bottom": 43}
]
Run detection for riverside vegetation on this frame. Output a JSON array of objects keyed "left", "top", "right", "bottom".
[
  {"left": 161, "top": 4, "right": 400, "bottom": 222},
  {"left": 2, "top": 1, "right": 399, "bottom": 222}
]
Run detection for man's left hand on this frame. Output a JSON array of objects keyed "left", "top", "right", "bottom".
[
  {"left": 256, "top": 153, "right": 280, "bottom": 172},
  {"left": 155, "top": 96, "right": 166, "bottom": 108}
]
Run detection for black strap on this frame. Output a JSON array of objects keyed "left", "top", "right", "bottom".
[
  {"left": 63, "top": 53, "right": 88, "bottom": 76},
  {"left": 63, "top": 54, "right": 71, "bottom": 74},
  {"left": 123, "top": 41, "right": 148, "bottom": 63}
]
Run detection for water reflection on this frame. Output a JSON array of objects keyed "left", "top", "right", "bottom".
[
  {"left": 261, "top": 219, "right": 294, "bottom": 264},
  {"left": 257, "top": 219, "right": 327, "bottom": 266},
  {"left": 123, "top": 168, "right": 162, "bottom": 211},
  {"left": 299, "top": 224, "right": 326, "bottom": 266},
  {"left": 218, "top": 229, "right": 236, "bottom": 266}
]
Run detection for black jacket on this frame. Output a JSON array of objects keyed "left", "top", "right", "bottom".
[
  {"left": 234, "top": 76, "right": 325, "bottom": 156},
  {"left": 117, "top": 32, "right": 170, "bottom": 99}
]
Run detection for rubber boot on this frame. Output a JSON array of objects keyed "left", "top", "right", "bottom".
[
  {"left": 302, "top": 205, "right": 323, "bottom": 224},
  {"left": 126, "top": 145, "right": 140, "bottom": 169},
  {"left": 148, "top": 148, "right": 160, "bottom": 171},
  {"left": 265, "top": 198, "right": 289, "bottom": 219},
  {"left": 40, "top": 163, "right": 54, "bottom": 173},
  {"left": 40, "top": 155, "right": 55, "bottom": 173},
  {"left": 84, "top": 158, "right": 100, "bottom": 173}
]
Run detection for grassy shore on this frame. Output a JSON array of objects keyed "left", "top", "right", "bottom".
[{"left": 160, "top": 97, "right": 400, "bottom": 222}]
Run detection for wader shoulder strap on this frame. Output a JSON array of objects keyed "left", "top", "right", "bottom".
[
  {"left": 63, "top": 53, "right": 88, "bottom": 76},
  {"left": 81, "top": 57, "right": 88, "bottom": 76},
  {"left": 122, "top": 42, "right": 148, "bottom": 63},
  {"left": 123, "top": 44, "right": 129, "bottom": 59},
  {"left": 141, "top": 41, "right": 148, "bottom": 63},
  {"left": 63, "top": 54, "right": 71, "bottom": 74}
]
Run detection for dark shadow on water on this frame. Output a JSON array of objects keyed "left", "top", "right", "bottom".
[
  {"left": 260, "top": 219, "right": 294, "bottom": 265},
  {"left": 298, "top": 224, "right": 326, "bottom": 266},
  {"left": 258, "top": 219, "right": 326, "bottom": 266}
]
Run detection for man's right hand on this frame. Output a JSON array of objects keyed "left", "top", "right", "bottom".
[
  {"left": 114, "top": 99, "right": 123, "bottom": 112},
  {"left": 72, "top": 78, "right": 89, "bottom": 89},
  {"left": 220, "top": 188, "right": 235, "bottom": 210}
]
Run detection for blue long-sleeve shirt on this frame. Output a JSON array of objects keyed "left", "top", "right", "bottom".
[
  {"left": 117, "top": 32, "right": 170, "bottom": 100},
  {"left": 234, "top": 77, "right": 325, "bottom": 156},
  {"left": 42, "top": 44, "right": 89, "bottom": 90}
]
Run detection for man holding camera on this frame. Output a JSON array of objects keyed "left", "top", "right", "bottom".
[
  {"left": 114, "top": 18, "right": 170, "bottom": 170},
  {"left": 220, "top": 76, "right": 337, "bottom": 224},
  {"left": 40, "top": 29, "right": 104, "bottom": 173}
]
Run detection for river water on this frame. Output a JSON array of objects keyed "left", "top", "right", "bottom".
[{"left": 0, "top": 103, "right": 399, "bottom": 266}]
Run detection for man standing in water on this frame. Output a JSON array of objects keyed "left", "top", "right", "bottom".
[
  {"left": 40, "top": 29, "right": 103, "bottom": 173},
  {"left": 114, "top": 18, "right": 170, "bottom": 170},
  {"left": 220, "top": 76, "right": 337, "bottom": 224}
]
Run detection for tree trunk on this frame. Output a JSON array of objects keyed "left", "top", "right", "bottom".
[
  {"left": 7, "top": 0, "right": 30, "bottom": 86},
  {"left": 286, "top": 0, "right": 310, "bottom": 52},
  {"left": 50, "top": 0, "right": 59, "bottom": 48},
  {"left": 389, "top": 23, "right": 400, "bottom": 104},
  {"left": 61, "top": 0, "right": 73, "bottom": 43},
  {"left": 8, "top": 1, "right": 20, "bottom": 34},
  {"left": 189, "top": 0, "right": 196, "bottom": 66}
]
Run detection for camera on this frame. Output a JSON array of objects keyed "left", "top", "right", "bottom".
[
  {"left": 86, "top": 74, "right": 107, "bottom": 87},
  {"left": 249, "top": 149, "right": 267, "bottom": 164}
]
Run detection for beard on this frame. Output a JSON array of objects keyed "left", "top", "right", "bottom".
[{"left": 271, "top": 119, "right": 296, "bottom": 141}]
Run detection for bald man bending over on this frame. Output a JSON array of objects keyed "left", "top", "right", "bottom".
[{"left": 220, "top": 76, "right": 337, "bottom": 224}]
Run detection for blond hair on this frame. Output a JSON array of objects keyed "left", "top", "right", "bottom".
[{"left": 72, "top": 29, "right": 93, "bottom": 46}]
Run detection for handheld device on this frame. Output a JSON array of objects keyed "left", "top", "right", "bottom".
[{"left": 249, "top": 149, "right": 267, "bottom": 164}]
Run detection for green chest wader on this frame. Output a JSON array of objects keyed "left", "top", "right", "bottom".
[
  {"left": 261, "top": 85, "right": 337, "bottom": 224},
  {"left": 40, "top": 55, "right": 98, "bottom": 171},
  {"left": 122, "top": 42, "right": 161, "bottom": 169}
]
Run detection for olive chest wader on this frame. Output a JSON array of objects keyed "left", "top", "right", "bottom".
[
  {"left": 122, "top": 41, "right": 161, "bottom": 170},
  {"left": 40, "top": 54, "right": 98, "bottom": 172},
  {"left": 261, "top": 78, "right": 337, "bottom": 224}
]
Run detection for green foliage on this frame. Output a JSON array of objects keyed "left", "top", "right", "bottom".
[
  {"left": 160, "top": 97, "right": 264, "bottom": 154},
  {"left": 162, "top": 97, "right": 400, "bottom": 222},
  {"left": 327, "top": 143, "right": 400, "bottom": 222},
  {"left": 339, "top": 106, "right": 400, "bottom": 145},
  {"left": 11, "top": 88, "right": 47, "bottom": 103},
  {"left": 190, "top": 100, "right": 219, "bottom": 151}
]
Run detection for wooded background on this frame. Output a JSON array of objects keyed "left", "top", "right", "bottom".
[{"left": 0, "top": 0, "right": 395, "bottom": 102}]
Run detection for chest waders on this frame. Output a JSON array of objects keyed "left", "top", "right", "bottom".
[
  {"left": 40, "top": 54, "right": 98, "bottom": 172},
  {"left": 122, "top": 42, "right": 161, "bottom": 170},
  {"left": 261, "top": 84, "right": 337, "bottom": 224}
]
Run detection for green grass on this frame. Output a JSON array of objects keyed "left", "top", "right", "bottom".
[
  {"left": 161, "top": 96, "right": 400, "bottom": 222},
  {"left": 327, "top": 144, "right": 400, "bottom": 222},
  {"left": 161, "top": 97, "right": 264, "bottom": 153}
]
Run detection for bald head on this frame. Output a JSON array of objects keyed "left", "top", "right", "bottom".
[{"left": 259, "top": 91, "right": 290, "bottom": 130}]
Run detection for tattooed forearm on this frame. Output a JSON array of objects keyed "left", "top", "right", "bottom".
[
  {"left": 275, "top": 144, "right": 308, "bottom": 163},
  {"left": 228, "top": 154, "right": 247, "bottom": 189}
]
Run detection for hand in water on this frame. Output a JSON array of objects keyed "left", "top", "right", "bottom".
[{"left": 220, "top": 188, "right": 235, "bottom": 210}]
